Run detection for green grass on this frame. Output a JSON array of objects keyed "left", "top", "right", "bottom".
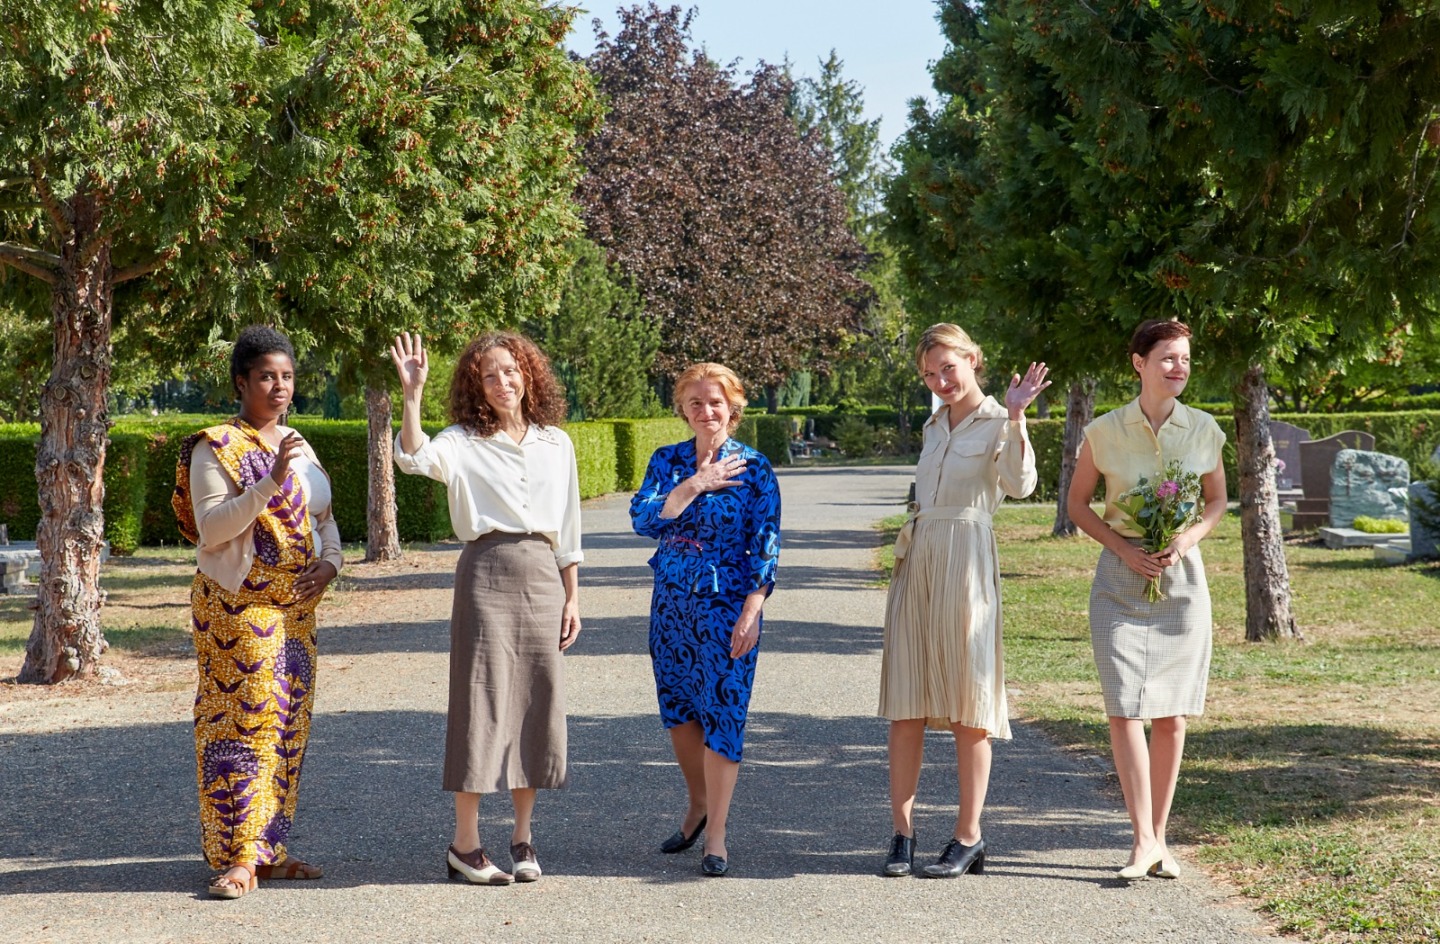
[
  {"left": 876, "top": 503, "right": 1440, "bottom": 944},
  {"left": 0, "top": 547, "right": 195, "bottom": 657}
]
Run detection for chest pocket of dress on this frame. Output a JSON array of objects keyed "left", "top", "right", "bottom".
[{"left": 947, "top": 439, "right": 992, "bottom": 472}]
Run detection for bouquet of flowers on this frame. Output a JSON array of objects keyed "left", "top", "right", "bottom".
[{"left": 1112, "top": 460, "right": 1204, "bottom": 602}]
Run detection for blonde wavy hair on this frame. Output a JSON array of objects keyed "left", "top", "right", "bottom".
[{"left": 914, "top": 322, "right": 985, "bottom": 380}]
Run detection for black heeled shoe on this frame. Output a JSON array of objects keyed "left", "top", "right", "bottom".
[
  {"left": 881, "top": 832, "right": 916, "bottom": 877},
  {"left": 920, "top": 837, "right": 985, "bottom": 878},
  {"left": 700, "top": 853, "right": 729, "bottom": 877},
  {"left": 660, "top": 815, "right": 707, "bottom": 854}
]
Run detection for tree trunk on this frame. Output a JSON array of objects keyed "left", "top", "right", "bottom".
[
  {"left": 1052, "top": 378, "right": 1097, "bottom": 537},
  {"left": 1035, "top": 389, "right": 1050, "bottom": 419},
  {"left": 1233, "top": 363, "right": 1302, "bottom": 642},
  {"left": 765, "top": 385, "right": 779, "bottom": 414},
  {"left": 19, "top": 200, "right": 112, "bottom": 684},
  {"left": 364, "top": 384, "right": 402, "bottom": 562}
]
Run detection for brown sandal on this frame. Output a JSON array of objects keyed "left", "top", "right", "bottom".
[
  {"left": 255, "top": 857, "right": 324, "bottom": 880},
  {"left": 207, "top": 863, "right": 258, "bottom": 899}
]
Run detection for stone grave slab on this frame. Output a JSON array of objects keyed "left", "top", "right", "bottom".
[
  {"left": 1329, "top": 449, "right": 1409, "bottom": 528},
  {"left": 1270, "top": 420, "right": 1311, "bottom": 490}
]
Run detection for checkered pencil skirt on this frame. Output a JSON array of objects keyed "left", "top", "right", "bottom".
[{"left": 1089, "top": 541, "right": 1212, "bottom": 719}]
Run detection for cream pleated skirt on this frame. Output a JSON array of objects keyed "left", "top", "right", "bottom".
[
  {"left": 1089, "top": 542, "right": 1212, "bottom": 719},
  {"left": 444, "top": 532, "right": 568, "bottom": 794},
  {"left": 878, "top": 517, "right": 1011, "bottom": 739}
]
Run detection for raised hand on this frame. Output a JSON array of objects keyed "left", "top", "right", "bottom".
[
  {"left": 270, "top": 431, "right": 305, "bottom": 487},
  {"left": 389, "top": 332, "right": 429, "bottom": 395},
  {"left": 1005, "top": 362, "right": 1052, "bottom": 419}
]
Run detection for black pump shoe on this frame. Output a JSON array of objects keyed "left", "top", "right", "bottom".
[
  {"left": 921, "top": 837, "right": 986, "bottom": 878},
  {"left": 660, "top": 815, "right": 707, "bottom": 854},
  {"left": 700, "top": 853, "right": 729, "bottom": 877},
  {"left": 882, "top": 832, "right": 916, "bottom": 877}
]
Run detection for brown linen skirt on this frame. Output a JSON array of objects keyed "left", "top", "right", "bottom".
[
  {"left": 444, "top": 532, "right": 568, "bottom": 794},
  {"left": 1089, "top": 540, "right": 1212, "bottom": 720}
]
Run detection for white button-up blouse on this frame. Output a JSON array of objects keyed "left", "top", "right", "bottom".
[{"left": 394, "top": 424, "right": 584, "bottom": 567}]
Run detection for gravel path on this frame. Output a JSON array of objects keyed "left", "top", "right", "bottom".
[{"left": 0, "top": 466, "right": 1273, "bottom": 943}]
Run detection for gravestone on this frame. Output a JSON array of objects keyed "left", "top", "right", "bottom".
[
  {"left": 1269, "top": 420, "right": 1310, "bottom": 490},
  {"left": 1300, "top": 431, "right": 1375, "bottom": 498},
  {"left": 1291, "top": 430, "right": 1376, "bottom": 529},
  {"left": 1410, "top": 482, "right": 1440, "bottom": 560},
  {"left": 1329, "top": 449, "right": 1409, "bottom": 528}
]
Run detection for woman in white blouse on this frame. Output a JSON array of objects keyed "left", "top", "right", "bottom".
[
  {"left": 390, "top": 331, "right": 583, "bottom": 886},
  {"left": 878, "top": 323, "right": 1048, "bottom": 879}
]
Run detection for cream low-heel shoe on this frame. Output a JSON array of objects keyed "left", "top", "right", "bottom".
[{"left": 1117, "top": 845, "right": 1165, "bottom": 880}]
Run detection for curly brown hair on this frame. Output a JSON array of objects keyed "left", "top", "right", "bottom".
[{"left": 449, "top": 331, "right": 567, "bottom": 435}]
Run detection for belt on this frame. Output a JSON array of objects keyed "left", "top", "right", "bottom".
[{"left": 893, "top": 505, "right": 993, "bottom": 561}]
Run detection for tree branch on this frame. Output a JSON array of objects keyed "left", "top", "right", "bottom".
[
  {"left": 0, "top": 243, "right": 59, "bottom": 284},
  {"left": 29, "top": 161, "right": 72, "bottom": 241},
  {"left": 114, "top": 250, "right": 174, "bottom": 284}
]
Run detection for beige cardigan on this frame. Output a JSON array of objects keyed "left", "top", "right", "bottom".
[{"left": 189, "top": 430, "right": 344, "bottom": 591}]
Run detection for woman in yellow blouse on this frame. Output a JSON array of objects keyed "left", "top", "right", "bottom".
[
  {"left": 879, "top": 323, "right": 1049, "bottom": 879},
  {"left": 1066, "top": 319, "right": 1227, "bottom": 880}
]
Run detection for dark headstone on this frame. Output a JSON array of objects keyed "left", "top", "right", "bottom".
[
  {"left": 1269, "top": 420, "right": 1311, "bottom": 490},
  {"left": 1300, "top": 431, "right": 1375, "bottom": 500}
]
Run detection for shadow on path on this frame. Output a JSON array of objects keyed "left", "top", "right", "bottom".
[{"left": 0, "top": 709, "right": 1131, "bottom": 894}]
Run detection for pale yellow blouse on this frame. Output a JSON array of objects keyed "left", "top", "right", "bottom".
[{"left": 1082, "top": 399, "right": 1226, "bottom": 537}]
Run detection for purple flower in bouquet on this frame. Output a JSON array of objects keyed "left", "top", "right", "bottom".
[{"left": 1113, "top": 461, "right": 1205, "bottom": 602}]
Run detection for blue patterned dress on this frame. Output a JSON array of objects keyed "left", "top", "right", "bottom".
[{"left": 630, "top": 439, "right": 782, "bottom": 762}]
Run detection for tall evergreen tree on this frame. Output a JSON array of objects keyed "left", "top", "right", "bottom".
[
  {"left": 0, "top": 1, "right": 268, "bottom": 682},
  {"left": 534, "top": 237, "right": 662, "bottom": 419}
]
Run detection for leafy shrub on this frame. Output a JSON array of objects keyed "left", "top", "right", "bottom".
[
  {"left": 1351, "top": 516, "right": 1408, "bottom": 534},
  {"left": 834, "top": 415, "right": 876, "bottom": 458}
]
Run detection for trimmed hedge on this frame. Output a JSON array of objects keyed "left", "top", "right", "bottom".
[
  {"left": 610, "top": 417, "right": 691, "bottom": 490},
  {"left": 0, "top": 425, "right": 152, "bottom": 554},
  {"left": 0, "top": 425, "right": 41, "bottom": 542},
  {"left": 290, "top": 421, "right": 452, "bottom": 543},
  {"left": 567, "top": 422, "right": 619, "bottom": 500},
  {"left": 734, "top": 414, "right": 792, "bottom": 466},
  {"left": 103, "top": 432, "right": 150, "bottom": 554},
  {"left": 26, "top": 405, "right": 1422, "bottom": 546}
]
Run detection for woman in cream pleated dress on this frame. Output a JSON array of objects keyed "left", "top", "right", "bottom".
[
  {"left": 1066, "top": 319, "right": 1226, "bottom": 881},
  {"left": 879, "top": 323, "right": 1049, "bottom": 879}
]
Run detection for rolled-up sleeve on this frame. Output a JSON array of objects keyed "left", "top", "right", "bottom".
[
  {"left": 994, "top": 420, "right": 1038, "bottom": 500},
  {"left": 394, "top": 429, "right": 455, "bottom": 483},
  {"left": 745, "top": 459, "right": 781, "bottom": 595},
  {"left": 630, "top": 451, "right": 682, "bottom": 538},
  {"left": 555, "top": 437, "right": 584, "bottom": 568}
]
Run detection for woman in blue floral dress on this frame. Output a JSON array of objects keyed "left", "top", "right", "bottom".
[{"left": 630, "top": 363, "right": 781, "bottom": 877}]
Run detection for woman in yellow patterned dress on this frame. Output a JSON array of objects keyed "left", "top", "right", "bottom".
[{"left": 173, "top": 326, "right": 343, "bottom": 899}]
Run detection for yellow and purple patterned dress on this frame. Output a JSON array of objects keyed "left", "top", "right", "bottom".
[{"left": 173, "top": 421, "right": 320, "bottom": 870}]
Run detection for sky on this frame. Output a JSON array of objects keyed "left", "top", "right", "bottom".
[{"left": 564, "top": 1, "right": 950, "bottom": 150}]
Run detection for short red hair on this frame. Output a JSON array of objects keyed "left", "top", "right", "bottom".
[{"left": 449, "top": 331, "right": 567, "bottom": 435}]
